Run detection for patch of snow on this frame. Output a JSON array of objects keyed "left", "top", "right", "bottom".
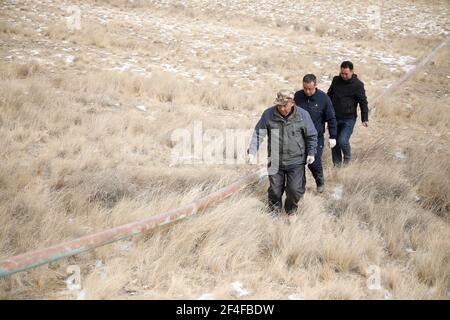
[
  {"left": 231, "top": 281, "right": 250, "bottom": 297},
  {"left": 331, "top": 184, "right": 343, "bottom": 200},
  {"left": 65, "top": 55, "right": 75, "bottom": 65},
  {"left": 197, "top": 293, "right": 215, "bottom": 300},
  {"left": 288, "top": 293, "right": 304, "bottom": 300},
  {"left": 135, "top": 105, "right": 147, "bottom": 112},
  {"left": 194, "top": 75, "right": 206, "bottom": 80},
  {"left": 327, "top": 212, "right": 338, "bottom": 220},
  {"left": 76, "top": 289, "right": 86, "bottom": 300},
  {"left": 119, "top": 240, "right": 132, "bottom": 253},
  {"left": 161, "top": 63, "right": 179, "bottom": 73}
]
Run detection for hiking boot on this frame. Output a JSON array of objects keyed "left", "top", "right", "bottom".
[{"left": 317, "top": 184, "right": 325, "bottom": 193}]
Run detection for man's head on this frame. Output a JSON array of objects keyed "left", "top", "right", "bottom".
[
  {"left": 340, "top": 61, "right": 354, "bottom": 81},
  {"left": 274, "top": 89, "right": 295, "bottom": 116},
  {"left": 302, "top": 74, "right": 317, "bottom": 97}
]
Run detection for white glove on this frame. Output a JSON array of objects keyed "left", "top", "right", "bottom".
[
  {"left": 329, "top": 139, "right": 336, "bottom": 148},
  {"left": 247, "top": 153, "right": 255, "bottom": 164},
  {"left": 306, "top": 155, "right": 315, "bottom": 164}
]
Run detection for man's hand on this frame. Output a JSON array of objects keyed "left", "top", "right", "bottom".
[
  {"left": 306, "top": 155, "right": 315, "bottom": 164},
  {"left": 362, "top": 121, "right": 369, "bottom": 127},
  {"left": 329, "top": 139, "right": 336, "bottom": 148}
]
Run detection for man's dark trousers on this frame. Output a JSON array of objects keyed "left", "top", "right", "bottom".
[
  {"left": 300, "top": 136, "right": 324, "bottom": 191},
  {"left": 268, "top": 165, "right": 305, "bottom": 214},
  {"left": 332, "top": 118, "right": 356, "bottom": 166}
]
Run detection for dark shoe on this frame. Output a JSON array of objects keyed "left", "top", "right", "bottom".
[
  {"left": 317, "top": 184, "right": 325, "bottom": 193},
  {"left": 285, "top": 209, "right": 297, "bottom": 215},
  {"left": 267, "top": 205, "right": 281, "bottom": 218}
]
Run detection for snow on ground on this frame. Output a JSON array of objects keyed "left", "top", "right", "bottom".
[{"left": 2, "top": 0, "right": 448, "bottom": 93}]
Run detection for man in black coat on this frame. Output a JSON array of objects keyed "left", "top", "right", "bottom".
[
  {"left": 327, "top": 61, "right": 369, "bottom": 167},
  {"left": 294, "top": 74, "right": 337, "bottom": 193}
]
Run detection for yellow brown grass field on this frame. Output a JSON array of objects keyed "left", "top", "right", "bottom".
[{"left": 0, "top": 0, "right": 449, "bottom": 299}]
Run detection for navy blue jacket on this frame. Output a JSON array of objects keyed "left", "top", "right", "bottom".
[{"left": 294, "top": 88, "right": 337, "bottom": 140}]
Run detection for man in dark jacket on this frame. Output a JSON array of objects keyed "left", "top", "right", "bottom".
[
  {"left": 327, "top": 61, "right": 369, "bottom": 167},
  {"left": 248, "top": 89, "right": 318, "bottom": 215},
  {"left": 294, "top": 74, "right": 337, "bottom": 193}
]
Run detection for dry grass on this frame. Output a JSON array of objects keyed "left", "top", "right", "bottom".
[{"left": 0, "top": 0, "right": 449, "bottom": 300}]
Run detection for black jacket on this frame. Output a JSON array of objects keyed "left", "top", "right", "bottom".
[
  {"left": 294, "top": 88, "right": 337, "bottom": 140},
  {"left": 327, "top": 74, "right": 368, "bottom": 122}
]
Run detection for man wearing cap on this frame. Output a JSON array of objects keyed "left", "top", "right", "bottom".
[
  {"left": 294, "top": 74, "right": 337, "bottom": 193},
  {"left": 247, "top": 90, "right": 318, "bottom": 215}
]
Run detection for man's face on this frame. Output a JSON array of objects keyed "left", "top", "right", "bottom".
[
  {"left": 303, "top": 81, "right": 317, "bottom": 97},
  {"left": 340, "top": 68, "right": 353, "bottom": 81},
  {"left": 276, "top": 100, "right": 294, "bottom": 116}
]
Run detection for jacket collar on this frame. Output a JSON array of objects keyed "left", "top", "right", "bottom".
[
  {"left": 299, "top": 88, "right": 321, "bottom": 100},
  {"left": 340, "top": 73, "right": 357, "bottom": 84},
  {"left": 272, "top": 105, "right": 298, "bottom": 121}
]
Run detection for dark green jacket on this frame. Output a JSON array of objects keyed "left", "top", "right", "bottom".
[{"left": 248, "top": 105, "right": 318, "bottom": 167}]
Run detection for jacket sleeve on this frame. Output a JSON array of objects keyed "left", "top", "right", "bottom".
[
  {"left": 324, "top": 95, "right": 337, "bottom": 139},
  {"left": 248, "top": 111, "right": 269, "bottom": 156},
  {"left": 300, "top": 109, "right": 318, "bottom": 156},
  {"left": 357, "top": 82, "right": 369, "bottom": 122}
]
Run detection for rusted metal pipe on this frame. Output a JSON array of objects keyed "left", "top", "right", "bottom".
[{"left": 0, "top": 168, "right": 268, "bottom": 278}]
